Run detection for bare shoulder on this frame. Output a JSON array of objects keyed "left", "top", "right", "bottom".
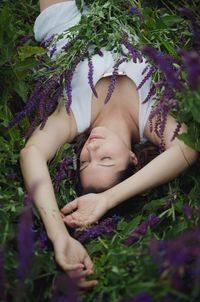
[{"left": 39, "top": 0, "right": 72, "bottom": 12}]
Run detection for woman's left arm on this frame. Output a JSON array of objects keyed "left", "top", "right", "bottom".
[
  {"left": 103, "top": 115, "right": 198, "bottom": 209},
  {"left": 62, "top": 115, "right": 198, "bottom": 227}
]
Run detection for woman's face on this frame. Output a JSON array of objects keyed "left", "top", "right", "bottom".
[{"left": 79, "top": 127, "right": 136, "bottom": 190}]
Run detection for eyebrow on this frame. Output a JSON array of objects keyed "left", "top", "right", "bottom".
[{"left": 80, "top": 163, "right": 115, "bottom": 172}]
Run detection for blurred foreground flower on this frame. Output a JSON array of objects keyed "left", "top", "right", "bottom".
[{"left": 149, "top": 228, "right": 200, "bottom": 292}]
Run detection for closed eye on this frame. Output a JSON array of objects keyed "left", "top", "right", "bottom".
[{"left": 101, "top": 157, "right": 112, "bottom": 160}]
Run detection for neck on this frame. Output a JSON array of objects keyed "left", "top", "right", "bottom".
[{"left": 91, "top": 103, "right": 136, "bottom": 147}]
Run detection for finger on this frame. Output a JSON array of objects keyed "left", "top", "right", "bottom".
[
  {"left": 83, "top": 254, "right": 94, "bottom": 271},
  {"left": 58, "top": 261, "right": 84, "bottom": 272},
  {"left": 61, "top": 199, "right": 78, "bottom": 214},
  {"left": 68, "top": 268, "right": 93, "bottom": 279},
  {"left": 79, "top": 279, "right": 98, "bottom": 289}
]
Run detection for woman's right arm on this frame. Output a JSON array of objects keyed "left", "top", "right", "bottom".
[
  {"left": 39, "top": 0, "right": 72, "bottom": 12},
  {"left": 20, "top": 106, "right": 97, "bottom": 287}
]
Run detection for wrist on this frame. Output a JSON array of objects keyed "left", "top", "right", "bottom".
[{"left": 51, "top": 230, "right": 72, "bottom": 245}]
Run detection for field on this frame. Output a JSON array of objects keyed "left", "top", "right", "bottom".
[{"left": 0, "top": 0, "right": 200, "bottom": 301}]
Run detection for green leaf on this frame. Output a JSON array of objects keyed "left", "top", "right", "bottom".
[{"left": 18, "top": 45, "right": 44, "bottom": 61}]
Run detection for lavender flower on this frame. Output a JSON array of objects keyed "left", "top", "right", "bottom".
[
  {"left": 104, "top": 57, "right": 128, "bottom": 104},
  {"left": 52, "top": 274, "right": 79, "bottom": 302},
  {"left": 183, "top": 202, "right": 193, "bottom": 220},
  {"left": 129, "top": 7, "right": 144, "bottom": 24},
  {"left": 143, "top": 45, "right": 182, "bottom": 91},
  {"left": 54, "top": 156, "right": 73, "bottom": 189},
  {"left": 0, "top": 248, "right": 7, "bottom": 302},
  {"left": 64, "top": 49, "right": 88, "bottom": 112},
  {"left": 149, "top": 228, "right": 200, "bottom": 291},
  {"left": 178, "top": 48, "right": 200, "bottom": 90},
  {"left": 122, "top": 291, "right": 152, "bottom": 302},
  {"left": 40, "top": 34, "right": 55, "bottom": 50},
  {"left": 38, "top": 230, "right": 49, "bottom": 250},
  {"left": 122, "top": 36, "right": 143, "bottom": 63},
  {"left": 124, "top": 214, "right": 160, "bottom": 246},
  {"left": 16, "top": 35, "right": 34, "bottom": 48},
  {"left": 74, "top": 215, "right": 120, "bottom": 243},
  {"left": 137, "top": 65, "right": 155, "bottom": 90},
  {"left": 88, "top": 55, "right": 98, "bottom": 98},
  {"left": 17, "top": 193, "right": 34, "bottom": 281}
]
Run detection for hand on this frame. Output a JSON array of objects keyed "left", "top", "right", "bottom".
[
  {"left": 53, "top": 233, "right": 98, "bottom": 289},
  {"left": 61, "top": 193, "right": 108, "bottom": 228}
]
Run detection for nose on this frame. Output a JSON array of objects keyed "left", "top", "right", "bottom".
[{"left": 86, "top": 140, "right": 100, "bottom": 153}]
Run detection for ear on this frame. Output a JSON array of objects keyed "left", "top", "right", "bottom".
[{"left": 130, "top": 151, "right": 138, "bottom": 165}]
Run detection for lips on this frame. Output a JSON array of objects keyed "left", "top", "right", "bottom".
[{"left": 89, "top": 135, "right": 104, "bottom": 140}]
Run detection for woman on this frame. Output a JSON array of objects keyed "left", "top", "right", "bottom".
[{"left": 20, "top": 0, "right": 198, "bottom": 289}]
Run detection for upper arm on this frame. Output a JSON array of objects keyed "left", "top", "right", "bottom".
[
  {"left": 25, "top": 105, "right": 77, "bottom": 161},
  {"left": 39, "top": 0, "right": 72, "bottom": 12}
]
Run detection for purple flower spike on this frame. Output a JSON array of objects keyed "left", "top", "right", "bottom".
[
  {"left": 74, "top": 215, "right": 120, "bottom": 243},
  {"left": 88, "top": 55, "right": 98, "bottom": 98},
  {"left": 104, "top": 57, "right": 128, "bottom": 104},
  {"left": 143, "top": 45, "right": 183, "bottom": 91},
  {"left": 0, "top": 248, "right": 7, "bottom": 302},
  {"left": 17, "top": 193, "right": 34, "bottom": 281},
  {"left": 124, "top": 215, "right": 160, "bottom": 246},
  {"left": 129, "top": 6, "right": 144, "bottom": 24},
  {"left": 183, "top": 202, "right": 193, "bottom": 220},
  {"left": 122, "top": 37, "right": 143, "bottom": 63},
  {"left": 178, "top": 48, "right": 200, "bottom": 90},
  {"left": 122, "top": 291, "right": 152, "bottom": 302},
  {"left": 40, "top": 34, "right": 55, "bottom": 50},
  {"left": 137, "top": 65, "right": 155, "bottom": 90},
  {"left": 54, "top": 156, "right": 73, "bottom": 189},
  {"left": 52, "top": 274, "right": 79, "bottom": 302}
]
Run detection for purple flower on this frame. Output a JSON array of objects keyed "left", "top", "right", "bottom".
[
  {"left": 122, "top": 291, "right": 152, "bottom": 302},
  {"left": 129, "top": 7, "right": 144, "bottom": 24},
  {"left": 124, "top": 215, "right": 160, "bottom": 246},
  {"left": 16, "top": 35, "right": 34, "bottom": 48},
  {"left": 40, "top": 34, "right": 55, "bottom": 50},
  {"left": 122, "top": 36, "right": 143, "bottom": 63},
  {"left": 170, "top": 121, "right": 181, "bottom": 141},
  {"left": 143, "top": 45, "right": 183, "bottom": 91},
  {"left": 104, "top": 57, "right": 128, "bottom": 104},
  {"left": 183, "top": 202, "right": 193, "bottom": 220},
  {"left": 137, "top": 65, "right": 155, "bottom": 90},
  {"left": 52, "top": 274, "right": 79, "bottom": 302},
  {"left": 54, "top": 156, "right": 73, "bottom": 189},
  {"left": 17, "top": 193, "right": 34, "bottom": 281},
  {"left": 0, "top": 248, "right": 7, "bottom": 302},
  {"left": 64, "top": 49, "right": 88, "bottom": 112},
  {"left": 88, "top": 55, "right": 98, "bottom": 98},
  {"left": 149, "top": 228, "right": 200, "bottom": 291},
  {"left": 38, "top": 230, "right": 49, "bottom": 250},
  {"left": 178, "top": 48, "right": 200, "bottom": 90},
  {"left": 74, "top": 215, "right": 120, "bottom": 243}
]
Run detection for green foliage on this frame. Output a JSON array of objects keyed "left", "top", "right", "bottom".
[{"left": 0, "top": 0, "right": 199, "bottom": 302}]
